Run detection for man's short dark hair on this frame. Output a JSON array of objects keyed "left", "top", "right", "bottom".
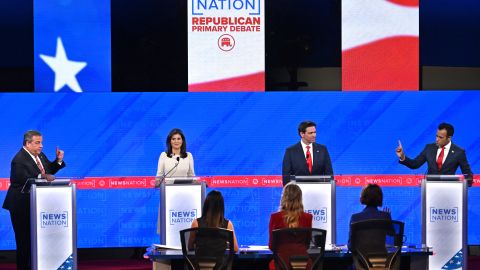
[
  {"left": 298, "top": 121, "right": 316, "bottom": 135},
  {"left": 23, "top": 130, "right": 42, "bottom": 146},
  {"left": 438, "top": 122, "right": 454, "bottom": 137},
  {"left": 360, "top": 184, "right": 383, "bottom": 207}
]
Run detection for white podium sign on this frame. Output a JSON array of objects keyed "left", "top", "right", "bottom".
[
  {"left": 161, "top": 182, "right": 205, "bottom": 247},
  {"left": 31, "top": 183, "right": 76, "bottom": 270},
  {"left": 297, "top": 180, "right": 336, "bottom": 246},
  {"left": 422, "top": 178, "right": 467, "bottom": 269}
]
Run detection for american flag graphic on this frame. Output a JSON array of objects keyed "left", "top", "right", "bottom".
[
  {"left": 342, "top": 0, "right": 419, "bottom": 90},
  {"left": 441, "top": 249, "right": 463, "bottom": 269}
]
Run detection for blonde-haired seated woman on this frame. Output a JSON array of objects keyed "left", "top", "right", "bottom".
[
  {"left": 268, "top": 183, "right": 313, "bottom": 270},
  {"left": 189, "top": 190, "right": 239, "bottom": 254}
]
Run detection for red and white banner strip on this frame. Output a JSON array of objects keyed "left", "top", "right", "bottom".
[
  {"left": 1, "top": 175, "right": 478, "bottom": 190},
  {"left": 342, "top": 0, "right": 419, "bottom": 90}
]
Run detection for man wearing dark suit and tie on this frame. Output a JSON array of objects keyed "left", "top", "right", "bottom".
[
  {"left": 396, "top": 122, "right": 473, "bottom": 184},
  {"left": 2, "top": 130, "right": 66, "bottom": 270},
  {"left": 282, "top": 121, "right": 334, "bottom": 186}
]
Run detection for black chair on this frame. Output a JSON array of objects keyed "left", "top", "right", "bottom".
[
  {"left": 349, "top": 219, "right": 404, "bottom": 270},
  {"left": 390, "top": 220, "right": 405, "bottom": 248},
  {"left": 179, "top": 227, "right": 235, "bottom": 270},
  {"left": 271, "top": 228, "right": 327, "bottom": 270}
]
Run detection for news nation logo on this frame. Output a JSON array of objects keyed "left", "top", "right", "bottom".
[
  {"left": 430, "top": 207, "right": 458, "bottom": 222},
  {"left": 306, "top": 208, "right": 328, "bottom": 223},
  {"left": 40, "top": 211, "right": 68, "bottom": 228},
  {"left": 170, "top": 209, "right": 198, "bottom": 225},
  {"left": 192, "top": 0, "right": 261, "bottom": 15}
]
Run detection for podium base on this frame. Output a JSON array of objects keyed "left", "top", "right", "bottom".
[{"left": 153, "top": 259, "right": 171, "bottom": 270}]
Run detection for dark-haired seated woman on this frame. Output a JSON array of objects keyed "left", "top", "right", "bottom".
[
  {"left": 189, "top": 190, "right": 239, "bottom": 256},
  {"left": 348, "top": 183, "right": 392, "bottom": 250}
]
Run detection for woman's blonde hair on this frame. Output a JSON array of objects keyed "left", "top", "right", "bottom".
[{"left": 279, "top": 183, "right": 304, "bottom": 228}]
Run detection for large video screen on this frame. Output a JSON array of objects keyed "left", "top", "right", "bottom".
[
  {"left": 34, "top": 0, "right": 111, "bottom": 92},
  {"left": 342, "top": 0, "right": 419, "bottom": 90},
  {"left": 0, "top": 92, "right": 479, "bottom": 249}
]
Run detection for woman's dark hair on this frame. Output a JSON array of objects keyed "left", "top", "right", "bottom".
[
  {"left": 360, "top": 184, "right": 383, "bottom": 207},
  {"left": 166, "top": 128, "right": 187, "bottom": 158},
  {"left": 202, "top": 190, "right": 225, "bottom": 228}
]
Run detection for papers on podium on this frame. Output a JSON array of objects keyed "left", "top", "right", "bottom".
[{"left": 153, "top": 244, "right": 181, "bottom": 250}]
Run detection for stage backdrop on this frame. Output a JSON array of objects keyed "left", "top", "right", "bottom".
[{"left": 0, "top": 91, "right": 479, "bottom": 249}]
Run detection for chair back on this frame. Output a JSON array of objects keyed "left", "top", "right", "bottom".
[
  {"left": 390, "top": 220, "right": 405, "bottom": 248},
  {"left": 179, "top": 227, "right": 235, "bottom": 270},
  {"left": 350, "top": 219, "right": 404, "bottom": 270},
  {"left": 272, "top": 228, "right": 327, "bottom": 270}
]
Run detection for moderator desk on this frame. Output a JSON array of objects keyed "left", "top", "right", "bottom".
[{"left": 146, "top": 245, "right": 431, "bottom": 270}]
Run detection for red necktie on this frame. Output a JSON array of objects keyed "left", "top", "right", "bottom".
[
  {"left": 35, "top": 156, "right": 46, "bottom": 175},
  {"left": 436, "top": 147, "right": 445, "bottom": 171},
  {"left": 306, "top": 146, "right": 312, "bottom": 173}
]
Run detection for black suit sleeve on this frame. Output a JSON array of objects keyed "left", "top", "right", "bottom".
[
  {"left": 282, "top": 148, "right": 292, "bottom": 186},
  {"left": 399, "top": 145, "right": 428, "bottom": 169},
  {"left": 457, "top": 149, "right": 473, "bottom": 180},
  {"left": 10, "top": 158, "right": 35, "bottom": 187},
  {"left": 42, "top": 153, "right": 66, "bottom": 175},
  {"left": 323, "top": 147, "right": 333, "bottom": 176}
]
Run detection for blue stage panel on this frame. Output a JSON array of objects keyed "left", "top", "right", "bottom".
[{"left": 0, "top": 92, "right": 479, "bottom": 249}]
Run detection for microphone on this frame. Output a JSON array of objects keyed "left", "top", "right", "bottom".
[
  {"left": 156, "top": 157, "right": 180, "bottom": 186},
  {"left": 21, "top": 178, "right": 46, "bottom": 194}
]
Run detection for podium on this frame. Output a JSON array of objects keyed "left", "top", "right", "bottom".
[
  {"left": 293, "top": 175, "right": 336, "bottom": 246},
  {"left": 421, "top": 175, "right": 467, "bottom": 269},
  {"left": 30, "top": 179, "right": 76, "bottom": 270},
  {"left": 159, "top": 178, "right": 206, "bottom": 247}
]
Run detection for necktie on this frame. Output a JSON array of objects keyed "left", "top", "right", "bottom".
[
  {"left": 436, "top": 147, "right": 445, "bottom": 171},
  {"left": 306, "top": 145, "right": 313, "bottom": 173},
  {"left": 35, "top": 156, "right": 46, "bottom": 175}
]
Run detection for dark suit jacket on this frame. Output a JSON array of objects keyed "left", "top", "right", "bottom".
[
  {"left": 400, "top": 143, "right": 473, "bottom": 179},
  {"left": 348, "top": 206, "right": 392, "bottom": 250},
  {"left": 268, "top": 211, "right": 313, "bottom": 270},
  {"left": 282, "top": 142, "right": 333, "bottom": 185},
  {"left": 2, "top": 148, "right": 66, "bottom": 211}
]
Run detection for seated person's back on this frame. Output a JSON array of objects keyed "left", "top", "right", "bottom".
[
  {"left": 189, "top": 190, "right": 239, "bottom": 258},
  {"left": 269, "top": 183, "right": 313, "bottom": 270}
]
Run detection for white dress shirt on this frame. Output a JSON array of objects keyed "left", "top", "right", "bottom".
[{"left": 436, "top": 141, "right": 451, "bottom": 164}]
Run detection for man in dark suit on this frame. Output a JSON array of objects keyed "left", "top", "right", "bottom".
[
  {"left": 2, "top": 130, "right": 66, "bottom": 270},
  {"left": 396, "top": 122, "right": 473, "bottom": 183},
  {"left": 282, "top": 121, "right": 333, "bottom": 186}
]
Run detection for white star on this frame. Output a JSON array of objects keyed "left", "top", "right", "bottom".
[{"left": 40, "top": 37, "right": 87, "bottom": 93}]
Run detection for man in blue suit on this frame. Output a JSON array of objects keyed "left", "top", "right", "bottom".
[
  {"left": 282, "top": 121, "right": 333, "bottom": 186},
  {"left": 396, "top": 122, "right": 473, "bottom": 184}
]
